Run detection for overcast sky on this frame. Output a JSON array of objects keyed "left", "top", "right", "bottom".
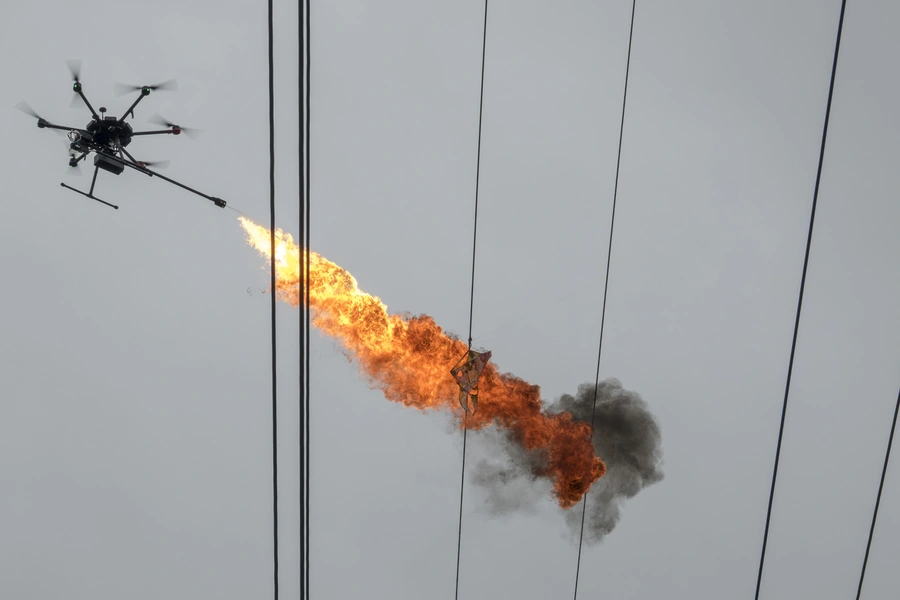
[{"left": 2, "top": 1, "right": 899, "bottom": 599}]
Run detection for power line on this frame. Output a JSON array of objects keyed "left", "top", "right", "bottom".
[
  {"left": 454, "top": 411, "right": 469, "bottom": 600},
  {"left": 572, "top": 1, "right": 636, "bottom": 597},
  {"left": 753, "top": 2, "right": 847, "bottom": 598},
  {"left": 466, "top": 0, "right": 489, "bottom": 350},
  {"left": 267, "top": 0, "right": 280, "bottom": 596},
  {"left": 456, "top": 1, "right": 490, "bottom": 598},
  {"left": 856, "top": 383, "right": 900, "bottom": 599},
  {"left": 306, "top": 48, "right": 312, "bottom": 600},
  {"left": 300, "top": 0, "right": 311, "bottom": 598},
  {"left": 306, "top": 0, "right": 312, "bottom": 595}
]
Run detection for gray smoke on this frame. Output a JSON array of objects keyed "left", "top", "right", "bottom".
[{"left": 470, "top": 378, "right": 663, "bottom": 544}]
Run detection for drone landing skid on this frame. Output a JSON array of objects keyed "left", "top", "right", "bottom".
[{"left": 60, "top": 166, "right": 118, "bottom": 209}]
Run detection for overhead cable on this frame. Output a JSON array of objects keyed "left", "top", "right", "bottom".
[
  {"left": 855, "top": 384, "right": 900, "bottom": 599},
  {"left": 300, "top": 0, "right": 312, "bottom": 597},
  {"left": 267, "top": 0, "right": 280, "bottom": 597},
  {"left": 572, "top": 1, "right": 636, "bottom": 598},
  {"left": 456, "top": 1, "right": 490, "bottom": 599},
  {"left": 754, "top": 1, "right": 848, "bottom": 597}
]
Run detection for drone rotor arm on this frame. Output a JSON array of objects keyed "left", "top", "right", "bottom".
[
  {"left": 72, "top": 86, "right": 100, "bottom": 121},
  {"left": 41, "top": 121, "right": 89, "bottom": 135},
  {"left": 117, "top": 90, "right": 151, "bottom": 123},
  {"left": 16, "top": 103, "right": 81, "bottom": 136},
  {"left": 131, "top": 129, "right": 180, "bottom": 137}
]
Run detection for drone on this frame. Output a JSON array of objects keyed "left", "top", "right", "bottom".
[{"left": 16, "top": 60, "right": 225, "bottom": 210}]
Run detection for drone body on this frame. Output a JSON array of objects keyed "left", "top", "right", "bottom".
[{"left": 20, "top": 61, "right": 225, "bottom": 210}]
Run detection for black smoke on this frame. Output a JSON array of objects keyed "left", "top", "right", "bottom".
[{"left": 471, "top": 378, "right": 663, "bottom": 544}]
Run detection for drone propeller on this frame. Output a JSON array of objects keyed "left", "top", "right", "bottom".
[
  {"left": 148, "top": 113, "right": 203, "bottom": 140},
  {"left": 135, "top": 159, "right": 171, "bottom": 170},
  {"left": 113, "top": 79, "right": 178, "bottom": 96},
  {"left": 15, "top": 100, "right": 44, "bottom": 120},
  {"left": 16, "top": 101, "right": 65, "bottom": 135},
  {"left": 66, "top": 59, "right": 82, "bottom": 84}
]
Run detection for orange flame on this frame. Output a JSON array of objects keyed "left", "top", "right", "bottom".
[{"left": 239, "top": 217, "right": 606, "bottom": 508}]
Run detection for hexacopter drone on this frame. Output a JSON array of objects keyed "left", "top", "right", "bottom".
[{"left": 16, "top": 60, "right": 226, "bottom": 210}]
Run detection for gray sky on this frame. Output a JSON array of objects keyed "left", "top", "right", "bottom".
[{"left": 2, "top": 1, "right": 899, "bottom": 599}]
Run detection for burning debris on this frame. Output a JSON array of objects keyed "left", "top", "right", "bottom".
[{"left": 451, "top": 350, "right": 492, "bottom": 414}]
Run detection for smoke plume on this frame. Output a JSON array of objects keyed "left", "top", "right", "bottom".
[{"left": 472, "top": 379, "right": 663, "bottom": 544}]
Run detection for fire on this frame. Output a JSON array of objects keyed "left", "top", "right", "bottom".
[{"left": 239, "top": 217, "right": 606, "bottom": 508}]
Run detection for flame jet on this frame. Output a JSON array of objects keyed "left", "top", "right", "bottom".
[{"left": 239, "top": 218, "right": 606, "bottom": 508}]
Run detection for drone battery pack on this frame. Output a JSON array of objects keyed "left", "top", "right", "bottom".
[{"left": 94, "top": 153, "right": 125, "bottom": 175}]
